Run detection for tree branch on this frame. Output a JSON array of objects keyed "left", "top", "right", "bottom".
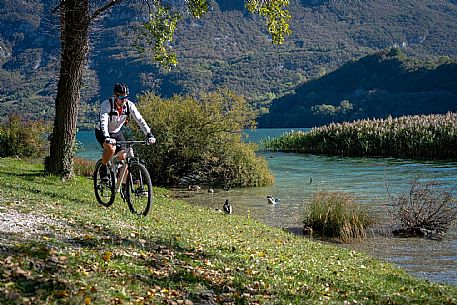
[{"left": 90, "top": 0, "right": 127, "bottom": 21}]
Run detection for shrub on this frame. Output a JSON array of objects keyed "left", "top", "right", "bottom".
[
  {"left": 304, "top": 191, "right": 375, "bottom": 243},
  {"left": 131, "top": 89, "right": 274, "bottom": 187},
  {"left": 202, "top": 141, "right": 274, "bottom": 187},
  {"left": 0, "top": 114, "right": 50, "bottom": 158},
  {"left": 388, "top": 179, "right": 457, "bottom": 239}
]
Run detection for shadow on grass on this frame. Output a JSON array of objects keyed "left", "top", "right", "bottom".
[
  {"left": 3, "top": 177, "right": 95, "bottom": 207},
  {"left": 0, "top": 169, "right": 45, "bottom": 179},
  {"left": 0, "top": 218, "right": 252, "bottom": 304},
  {"left": 0, "top": 239, "right": 72, "bottom": 304}
]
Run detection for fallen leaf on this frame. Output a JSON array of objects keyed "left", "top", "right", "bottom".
[
  {"left": 84, "top": 296, "right": 91, "bottom": 305},
  {"left": 54, "top": 289, "right": 70, "bottom": 298},
  {"left": 102, "top": 251, "right": 113, "bottom": 262}
]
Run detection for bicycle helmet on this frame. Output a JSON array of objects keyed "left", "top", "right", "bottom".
[{"left": 114, "top": 83, "right": 129, "bottom": 96}]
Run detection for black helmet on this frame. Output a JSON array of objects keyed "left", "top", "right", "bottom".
[{"left": 114, "top": 83, "right": 129, "bottom": 96}]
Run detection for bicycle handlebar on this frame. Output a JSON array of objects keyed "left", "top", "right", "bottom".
[
  {"left": 116, "top": 140, "right": 148, "bottom": 146},
  {"left": 117, "top": 140, "right": 147, "bottom": 144}
]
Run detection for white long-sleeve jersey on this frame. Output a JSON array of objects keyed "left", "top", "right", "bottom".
[{"left": 96, "top": 98, "right": 151, "bottom": 138}]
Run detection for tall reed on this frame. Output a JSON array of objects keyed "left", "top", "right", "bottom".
[
  {"left": 264, "top": 112, "right": 457, "bottom": 159},
  {"left": 304, "top": 191, "right": 375, "bottom": 243}
]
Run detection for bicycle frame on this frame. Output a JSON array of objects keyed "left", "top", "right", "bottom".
[{"left": 107, "top": 141, "right": 144, "bottom": 193}]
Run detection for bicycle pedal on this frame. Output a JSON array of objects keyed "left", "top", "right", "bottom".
[{"left": 135, "top": 189, "right": 148, "bottom": 196}]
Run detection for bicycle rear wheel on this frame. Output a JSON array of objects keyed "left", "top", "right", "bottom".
[
  {"left": 93, "top": 160, "right": 116, "bottom": 207},
  {"left": 126, "top": 162, "right": 152, "bottom": 216}
]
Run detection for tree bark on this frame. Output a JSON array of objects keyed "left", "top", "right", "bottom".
[{"left": 45, "top": 0, "right": 90, "bottom": 178}]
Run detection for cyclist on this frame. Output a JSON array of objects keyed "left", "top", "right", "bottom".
[{"left": 95, "top": 83, "right": 156, "bottom": 182}]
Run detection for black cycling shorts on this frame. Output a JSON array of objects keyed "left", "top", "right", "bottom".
[{"left": 95, "top": 128, "right": 125, "bottom": 153}]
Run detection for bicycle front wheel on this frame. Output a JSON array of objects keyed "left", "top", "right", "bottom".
[
  {"left": 93, "top": 160, "right": 116, "bottom": 207},
  {"left": 126, "top": 162, "right": 153, "bottom": 216}
]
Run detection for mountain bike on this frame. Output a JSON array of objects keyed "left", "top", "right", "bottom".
[{"left": 93, "top": 141, "right": 152, "bottom": 216}]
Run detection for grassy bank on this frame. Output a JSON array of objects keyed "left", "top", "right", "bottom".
[{"left": 0, "top": 158, "right": 456, "bottom": 304}]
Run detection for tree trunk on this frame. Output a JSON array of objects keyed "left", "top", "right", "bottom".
[{"left": 45, "top": 0, "right": 90, "bottom": 178}]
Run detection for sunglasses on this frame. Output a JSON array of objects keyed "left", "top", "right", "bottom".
[{"left": 117, "top": 95, "right": 128, "bottom": 100}]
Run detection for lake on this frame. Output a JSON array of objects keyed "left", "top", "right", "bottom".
[{"left": 76, "top": 129, "right": 457, "bottom": 286}]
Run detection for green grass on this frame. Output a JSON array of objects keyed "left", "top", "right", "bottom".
[{"left": 0, "top": 158, "right": 456, "bottom": 304}]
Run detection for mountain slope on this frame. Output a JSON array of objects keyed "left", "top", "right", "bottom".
[
  {"left": 258, "top": 49, "right": 457, "bottom": 127},
  {"left": 1, "top": 0, "right": 456, "bottom": 127}
]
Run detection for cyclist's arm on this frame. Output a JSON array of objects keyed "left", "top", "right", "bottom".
[
  {"left": 129, "top": 101, "right": 151, "bottom": 136},
  {"left": 99, "top": 100, "right": 111, "bottom": 138}
]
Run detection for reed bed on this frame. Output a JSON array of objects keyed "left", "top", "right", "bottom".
[{"left": 264, "top": 112, "right": 457, "bottom": 159}]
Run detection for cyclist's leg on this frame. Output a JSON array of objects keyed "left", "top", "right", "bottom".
[
  {"left": 95, "top": 128, "right": 116, "bottom": 165},
  {"left": 110, "top": 131, "right": 125, "bottom": 156},
  {"left": 110, "top": 131, "right": 128, "bottom": 183},
  {"left": 102, "top": 142, "right": 116, "bottom": 164}
]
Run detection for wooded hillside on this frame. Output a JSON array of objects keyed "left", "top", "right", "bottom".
[
  {"left": 258, "top": 48, "right": 457, "bottom": 127},
  {"left": 1, "top": 0, "right": 456, "bottom": 127}
]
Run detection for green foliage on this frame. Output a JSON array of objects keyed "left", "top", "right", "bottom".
[
  {"left": 136, "top": 4, "right": 182, "bottom": 67},
  {"left": 245, "top": 0, "right": 292, "bottom": 45},
  {"left": 131, "top": 89, "right": 274, "bottom": 187},
  {"left": 311, "top": 100, "right": 355, "bottom": 121},
  {"left": 207, "top": 140, "right": 274, "bottom": 187},
  {"left": 1, "top": 158, "right": 457, "bottom": 304},
  {"left": 185, "top": 0, "right": 210, "bottom": 18},
  {"left": 312, "top": 104, "right": 338, "bottom": 117},
  {"left": 304, "top": 191, "right": 375, "bottom": 243},
  {"left": 0, "top": 114, "right": 50, "bottom": 158},
  {"left": 265, "top": 112, "right": 457, "bottom": 160},
  {"left": 135, "top": 0, "right": 290, "bottom": 68}
]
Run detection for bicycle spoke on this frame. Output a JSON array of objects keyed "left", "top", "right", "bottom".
[
  {"left": 93, "top": 160, "right": 116, "bottom": 207},
  {"left": 126, "top": 163, "right": 152, "bottom": 216}
]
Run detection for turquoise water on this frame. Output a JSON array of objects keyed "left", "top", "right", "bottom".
[
  {"left": 76, "top": 130, "right": 102, "bottom": 161},
  {"left": 76, "top": 129, "right": 457, "bottom": 285},
  {"left": 76, "top": 128, "right": 308, "bottom": 160}
]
